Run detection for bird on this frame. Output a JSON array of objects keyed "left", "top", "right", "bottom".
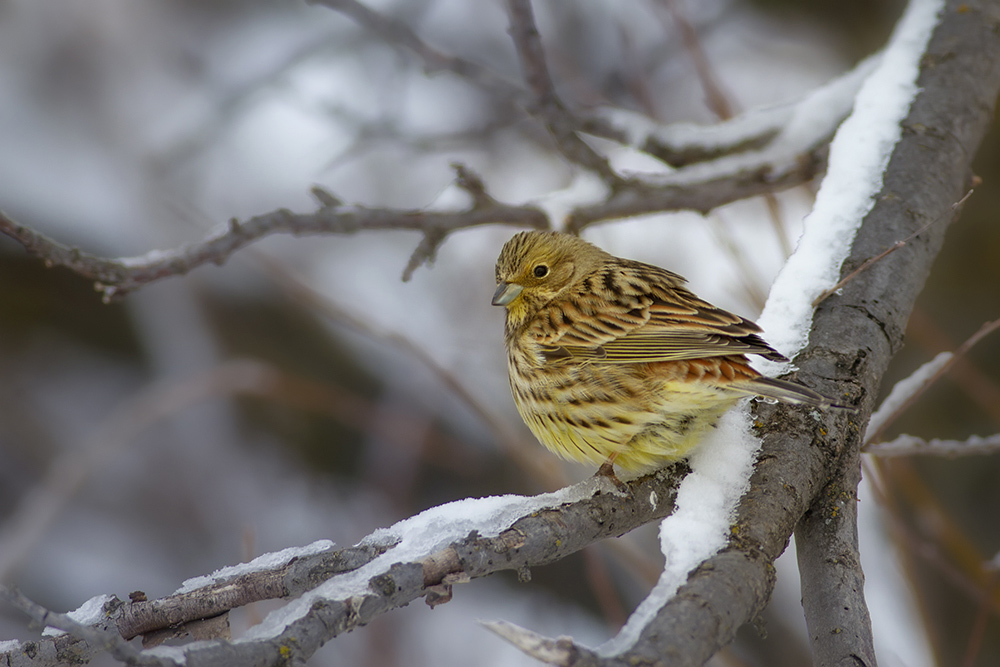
[{"left": 492, "top": 230, "right": 850, "bottom": 476}]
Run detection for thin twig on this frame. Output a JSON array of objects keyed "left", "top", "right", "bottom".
[
  {"left": 661, "top": 0, "right": 734, "bottom": 120},
  {"left": 864, "top": 433, "right": 1000, "bottom": 457},
  {"left": 813, "top": 188, "right": 975, "bottom": 306},
  {"left": 0, "top": 178, "right": 548, "bottom": 299},
  {"left": 864, "top": 317, "right": 1000, "bottom": 446},
  {"left": 250, "top": 251, "right": 567, "bottom": 490},
  {"left": 505, "top": 0, "right": 623, "bottom": 184},
  {"left": 309, "top": 0, "right": 525, "bottom": 105}
]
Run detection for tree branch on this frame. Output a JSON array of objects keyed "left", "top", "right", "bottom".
[
  {"left": 504, "top": 0, "right": 623, "bottom": 184},
  {"left": 488, "top": 0, "right": 1000, "bottom": 664},
  {"left": 1, "top": 467, "right": 684, "bottom": 667},
  {"left": 0, "top": 168, "right": 548, "bottom": 300}
]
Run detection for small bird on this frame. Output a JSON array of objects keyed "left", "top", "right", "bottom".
[{"left": 493, "top": 230, "right": 849, "bottom": 475}]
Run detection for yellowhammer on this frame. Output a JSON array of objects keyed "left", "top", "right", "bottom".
[{"left": 493, "top": 230, "right": 849, "bottom": 474}]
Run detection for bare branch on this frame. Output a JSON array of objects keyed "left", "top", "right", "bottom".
[
  {"left": 308, "top": 0, "right": 523, "bottom": 103},
  {"left": 564, "top": 148, "right": 826, "bottom": 231},
  {"left": 308, "top": 0, "right": 627, "bottom": 146},
  {"left": 504, "top": 0, "right": 623, "bottom": 183},
  {"left": 0, "top": 182, "right": 548, "bottom": 299}
]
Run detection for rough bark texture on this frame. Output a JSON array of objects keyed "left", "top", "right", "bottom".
[
  {"left": 796, "top": 3, "right": 1000, "bottom": 665},
  {"left": 542, "top": 1, "right": 1000, "bottom": 664}
]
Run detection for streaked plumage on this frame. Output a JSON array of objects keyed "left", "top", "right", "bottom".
[{"left": 493, "top": 230, "right": 848, "bottom": 472}]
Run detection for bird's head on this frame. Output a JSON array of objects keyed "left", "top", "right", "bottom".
[{"left": 492, "top": 231, "right": 606, "bottom": 323}]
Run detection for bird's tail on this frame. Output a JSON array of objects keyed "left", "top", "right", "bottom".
[{"left": 737, "top": 376, "right": 854, "bottom": 411}]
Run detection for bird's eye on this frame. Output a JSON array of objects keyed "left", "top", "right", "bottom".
[{"left": 533, "top": 264, "right": 549, "bottom": 278}]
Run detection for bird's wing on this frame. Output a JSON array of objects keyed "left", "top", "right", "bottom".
[{"left": 533, "top": 261, "right": 787, "bottom": 364}]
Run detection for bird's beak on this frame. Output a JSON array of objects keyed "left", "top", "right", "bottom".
[{"left": 492, "top": 282, "right": 523, "bottom": 307}]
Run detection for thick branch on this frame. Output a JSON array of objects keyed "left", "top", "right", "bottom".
[
  {"left": 490, "top": 0, "right": 1000, "bottom": 664},
  {"left": 794, "top": 440, "right": 875, "bottom": 667}
]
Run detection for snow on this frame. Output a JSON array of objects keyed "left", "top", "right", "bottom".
[
  {"left": 600, "top": 103, "right": 793, "bottom": 154},
  {"left": 40, "top": 593, "right": 114, "bottom": 637},
  {"left": 603, "top": 52, "right": 875, "bottom": 168},
  {"left": 865, "top": 433, "right": 1000, "bottom": 458},
  {"left": 865, "top": 352, "right": 951, "bottom": 442},
  {"left": 599, "top": 406, "right": 758, "bottom": 656},
  {"left": 754, "top": 0, "right": 943, "bottom": 368},
  {"left": 0, "top": 640, "right": 20, "bottom": 652},
  {"left": 599, "top": 0, "right": 944, "bottom": 655},
  {"left": 532, "top": 171, "right": 610, "bottom": 228},
  {"left": 174, "top": 539, "right": 336, "bottom": 594},
  {"left": 239, "top": 480, "right": 620, "bottom": 641},
  {"left": 598, "top": 54, "right": 876, "bottom": 190}
]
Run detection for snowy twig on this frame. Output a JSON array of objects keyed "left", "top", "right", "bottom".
[
  {"left": 865, "top": 433, "right": 1000, "bottom": 457},
  {"left": 865, "top": 318, "right": 1000, "bottom": 445},
  {"left": 563, "top": 53, "right": 879, "bottom": 231},
  {"left": 0, "top": 468, "right": 683, "bottom": 666},
  {"left": 0, "top": 586, "right": 149, "bottom": 666},
  {"left": 0, "top": 171, "right": 548, "bottom": 300}
]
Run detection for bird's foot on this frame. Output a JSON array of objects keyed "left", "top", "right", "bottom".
[{"left": 594, "top": 461, "right": 628, "bottom": 493}]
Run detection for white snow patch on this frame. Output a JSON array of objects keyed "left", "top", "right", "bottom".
[
  {"left": 239, "top": 481, "right": 613, "bottom": 641},
  {"left": 755, "top": 0, "right": 944, "bottom": 369},
  {"left": 41, "top": 593, "right": 114, "bottom": 637},
  {"left": 175, "top": 539, "right": 336, "bottom": 594},
  {"left": 599, "top": 406, "right": 758, "bottom": 655},
  {"left": 865, "top": 352, "right": 951, "bottom": 442},
  {"left": 598, "top": 0, "right": 944, "bottom": 656}
]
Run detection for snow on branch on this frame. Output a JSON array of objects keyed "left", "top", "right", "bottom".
[
  {"left": 489, "top": 0, "right": 996, "bottom": 664},
  {"left": 0, "top": 468, "right": 683, "bottom": 667},
  {"left": 866, "top": 318, "right": 1000, "bottom": 445},
  {"left": 865, "top": 434, "right": 1000, "bottom": 457},
  {"left": 599, "top": 54, "right": 876, "bottom": 169},
  {"left": 0, "top": 6, "right": 879, "bottom": 296}
]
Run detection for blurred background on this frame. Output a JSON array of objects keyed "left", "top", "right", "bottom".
[{"left": 0, "top": 0, "right": 997, "bottom": 665}]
